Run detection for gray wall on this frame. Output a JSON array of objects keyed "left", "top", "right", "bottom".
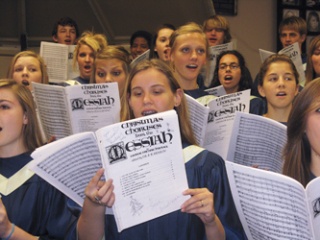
[{"left": 0, "top": 0, "right": 278, "bottom": 79}]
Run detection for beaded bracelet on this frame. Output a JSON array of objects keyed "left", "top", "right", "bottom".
[{"left": 2, "top": 223, "right": 15, "bottom": 240}]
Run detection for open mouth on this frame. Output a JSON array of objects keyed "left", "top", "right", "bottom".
[
  {"left": 186, "top": 64, "right": 198, "bottom": 69},
  {"left": 224, "top": 75, "right": 233, "bottom": 81},
  {"left": 142, "top": 110, "right": 157, "bottom": 116},
  {"left": 22, "top": 80, "right": 30, "bottom": 86},
  {"left": 84, "top": 65, "right": 91, "bottom": 70},
  {"left": 276, "top": 92, "right": 287, "bottom": 96}
]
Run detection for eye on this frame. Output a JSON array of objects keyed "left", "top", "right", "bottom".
[
  {"left": 316, "top": 108, "right": 320, "bottom": 113},
  {"left": 29, "top": 67, "right": 37, "bottom": 72},
  {"left": 79, "top": 53, "right": 86, "bottom": 57},
  {"left": 268, "top": 76, "right": 278, "bottom": 82},
  {"left": 230, "top": 64, "right": 239, "bottom": 70},
  {"left": 112, "top": 71, "right": 121, "bottom": 76},
  {"left": 132, "top": 90, "right": 142, "bottom": 97},
  {"left": 219, "top": 64, "right": 227, "bottom": 70},
  {"left": 0, "top": 104, "right": 10, "bottom": 110},
  {"left": 181, "top": 47, "right": 190, "bottom": 53},
  {"left": 14, "top": 67, "right": 23, "bottom": 72},
  {"left": 197, "top": 48, "right": 205, "bottom": 55},
  {"left": 152, "top": 87, "right": 164, "bottom": 95},
  {"left": 97, "top": 71, "right": 105, "bottom": 78},
  {"left": 215, "top": 28, "right": 224, "bottom": 32}
]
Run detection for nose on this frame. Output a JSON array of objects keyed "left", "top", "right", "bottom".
[
  {"left": 105, "top": 74, "right": 112, "bottom": 83},
  {"left": 210, "top": 29, "right": 216, "bottom": 34},
  {"left": 136, "top": 46, "right": 143, "bottom": 53},
  {"left": 143, "top": 92, "right": 151, "bottom": 104},
  {"left": 285, "top": 35, "right": 291, "bottom": 42},
  {"left": 66, "top": 30, "right": 70, "bottom": 37},
  {"left": 190, "top": 50, "right": 198, "bottom": 59},
  {"left": 278, "top": 77, "right": 285, "bottom": 87},
  {"left": 85, "top": 55, "right": 91, "bottom": 62},
  {"left": 22, "top": 67, "right": 29, "bottom": 76}
]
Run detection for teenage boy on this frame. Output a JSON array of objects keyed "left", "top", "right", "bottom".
[{"left": 52, "top": 17, "right": 80, "bottom": 45}]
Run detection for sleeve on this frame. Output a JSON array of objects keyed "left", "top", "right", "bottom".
[
  {"left": 38, "top": 183, "right": 77, "bottom": 240},
  {"left": 249, "top": 97, "right": 266, "bottom": 115},
  {"left": 64, "top": 199, "right": 82, "bottom": 240},
  {"left": 186, "top": 150, "right": 247, "bottom": 240}
]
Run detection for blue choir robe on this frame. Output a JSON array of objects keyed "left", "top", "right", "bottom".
[
  {"left": 0, "top": 153, "right": 75, "bottom": 240},
  {"left": 66, "top": 143, "right": 246, "bottom": 240}
]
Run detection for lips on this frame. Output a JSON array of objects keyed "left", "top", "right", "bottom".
[
  {"left": 83, "top": 65, "right": 92, "bottom": 72},
  {"left": 276, "top": 92, "right": 287, "bottom": 96},
  {"left": 21, "top": 80, "right": 30, "bottom": 86},
  {"left": 224, "top": 75, "right": 233, "bottom": 81},
  {"left": 142, "top": 110, "right": 157, "bottom": 116},
  {"left": 186, "top": 64, "right": 198, "bottom": 70}
]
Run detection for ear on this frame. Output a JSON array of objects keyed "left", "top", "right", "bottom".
[
  {"left": 173, "top": 88, "right": 183, "bottom": 107},
  {"left": 168, "top": 48, "right": 173, "bottom": 61},
  {"left": 23, "top": 113, "right": 28, "bottom": 125},
  {"left": 52, "top": 35, "right": 58, "bottom": 43},
  {"left": 127, "top": 93, "right": 132, "bottom": 108},
  {"left": 300, "top": 34, "right": 306, "bottom": 43},
  {"left": 257, "top": 85, "right": 266, "bottom": 98},
  {"left": 294, "top": 84, "right": 299, "bottom": 96}
]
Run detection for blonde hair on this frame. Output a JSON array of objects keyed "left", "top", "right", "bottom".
[
  {"left": 121, "top": 59, "right": 197, "bottom": 145},
  {"left": 203, "top": 15, "right": 232, "bottom": 43},
  {"left": 91, "top": 45, "right": 131, "bottom": 83},
  {"left": 0, "top": 79, "right": 43, "bottom": 151},
  {"left": 169, "top": 22, "right": 209, "bottom": 56},
  {"left": 7, "top": 51, "right": 49, "bottom": 84},
  {"left": 73, "top": 31, "right": 108, "bottom": 70},
  {"left": 169, "top": 22, "right": 209, "bottom": 85}
]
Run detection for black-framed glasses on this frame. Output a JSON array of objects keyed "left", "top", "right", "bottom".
[{"left": 218, "top": 63, "right": 240, "bottom": 70}]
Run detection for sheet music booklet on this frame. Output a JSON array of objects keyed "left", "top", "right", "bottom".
[
  {"left": 186, "top": 89, "right": 250, "bottom": 159},
  {"left": 40, "top": 41, "right": 79, "bottom": 83},
  {"left": 32, "top": 82, "right": 120, "bottom": 140},
  {"left": 226, "top": 161, "right": 320, "bottom": 240},
  {"left": 226, "top": 111, "right": 287, "bottom": 173},
  {"left": 29, "top": 110, "right": 189, "bottom": 232}
]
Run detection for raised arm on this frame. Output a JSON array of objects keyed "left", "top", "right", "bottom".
[
  {"left": 78, "top": 168, "right": 115, "bottom": 240},
  {"left": 181, "top": 188, "right": 225, "bottom": 240}
]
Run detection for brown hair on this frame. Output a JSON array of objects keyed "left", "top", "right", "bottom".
[
  {"left": 306, "top": 35, "right": 320, "bottom": 85},
  {"left": 278, "top": 16, "right": 307, "bottom": 36},
  {"left": 282, "top": 77, "right": 320, "bottom": 187},
  {"left": 0, "top": 79, "right": 43, "bottom": 151},
  {"left": 121, "top": 59, "right": 197, "bottom": 145},
  {"left": 257, "top": 54, "right": 299, "bottom": 86}
]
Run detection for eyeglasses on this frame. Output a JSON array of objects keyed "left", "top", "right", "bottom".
[
  {"left": 206, "top": 27, "right": 225, "bottom": 33},
  {"left": 218, "top": 63, "right": 240, "bottom": 70}
]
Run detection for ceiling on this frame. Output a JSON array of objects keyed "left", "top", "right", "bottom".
[{"left": 0, "top": 0, "right": 215, "bottom": 50}]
